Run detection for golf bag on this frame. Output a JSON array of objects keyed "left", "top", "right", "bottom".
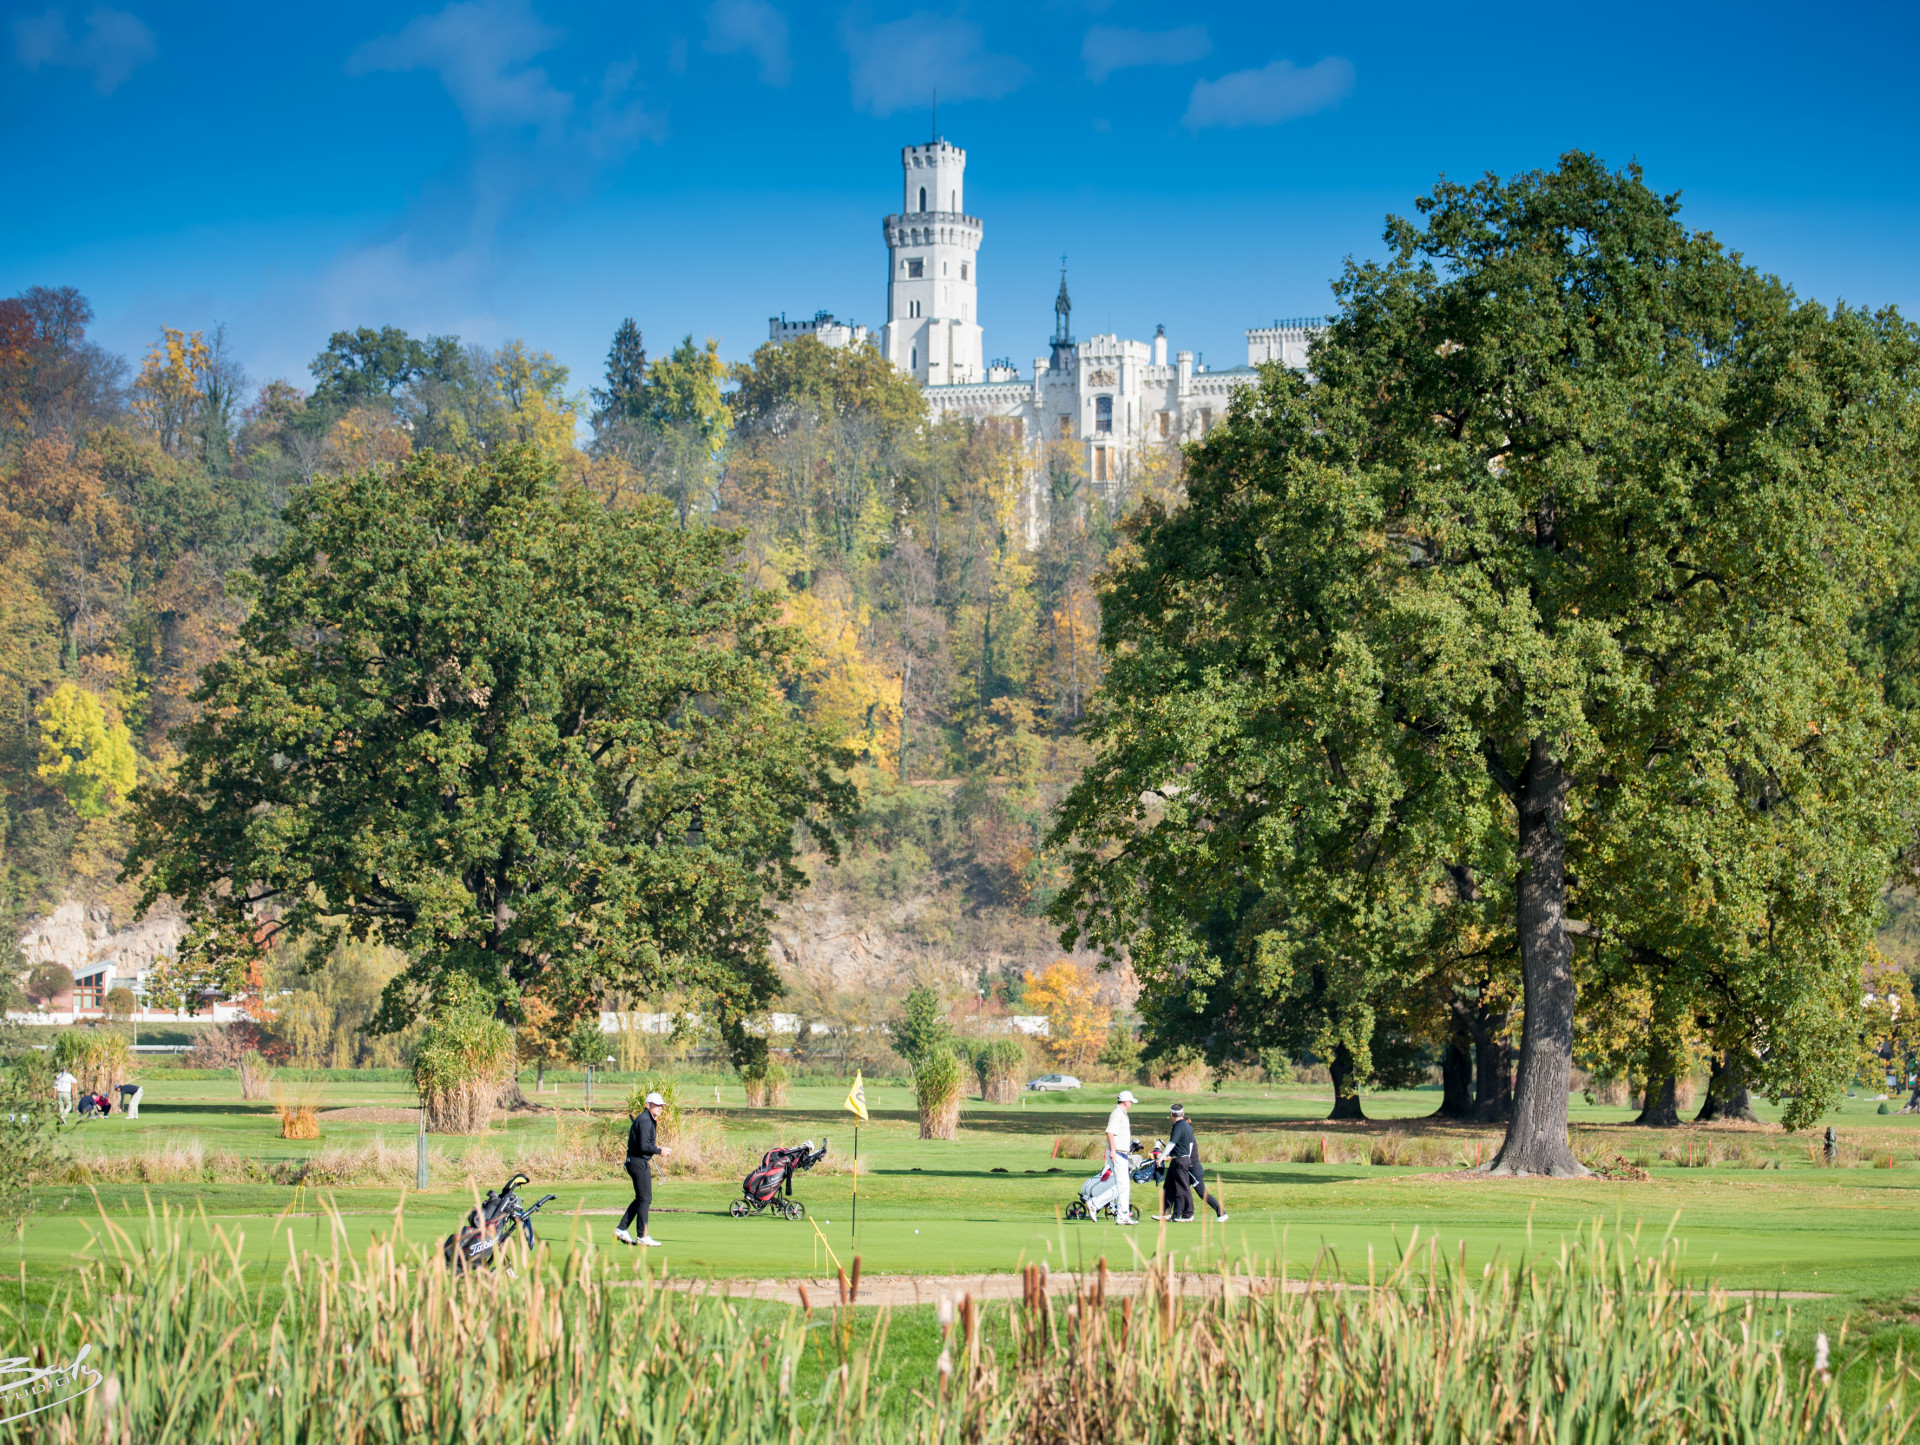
[
  {"left": 442, "top": 1172, "right": 557, "bottom": 1272},
  {"left": 729, "top": 1140, "right": 828, "bottom": 1220},
  {"left": 1064, "top": 1139, "right": 1159, "bottom": 1223}
]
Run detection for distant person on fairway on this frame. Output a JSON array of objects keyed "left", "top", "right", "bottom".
[
  {"left": 1105, "top": 1090, "right": 1137, "bottom": 1225},
  {"left": 116, "top": 1080, "right": 143, "bottom": 1119},
  {"left": 616, "top": 1091, "right": 669, "bottom": 1248},
  {"left": 53, "top": 1069, "right": 74, "bottom": 1118},
  {"left": 1159, "top": 1103, "right": 1228, "bottom": 1223}
]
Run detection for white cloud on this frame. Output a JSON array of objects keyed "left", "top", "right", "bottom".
[
  {"left": 12, "top": 6, "right": 155, "bottom": 94},
  {"left": 347, "top": 1, "right": 663, "bottom": 148},
  {"left": 348, "top": 0, "right": 573, "bottom": 135},
  {"left": 1183, "top": 57, "right": 1353, "bottom": 130},
  {"left": 704, "top": 0, "right": 791, "bottom": 87},
  {"left": 841, "top": 11, "right": 1028, "bottom": 118},
  {"left": 1082, "top": 25, "right": 1209, "bottom": 84}
]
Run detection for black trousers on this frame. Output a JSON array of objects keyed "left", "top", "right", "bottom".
[
  {"left": 1163, "top": 1159, "right": 1194, "bottom": 1220},
  {"left": 1189, "top": 1166, "right": 1224, "bottom": 1219},
  {"left": 619, "top": 1158, "right": 652, "bottom": 1235}
]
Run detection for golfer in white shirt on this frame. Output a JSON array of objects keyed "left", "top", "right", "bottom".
[{"left": 1105, "top": 1090, "right": 1138, "bottom": 1225}]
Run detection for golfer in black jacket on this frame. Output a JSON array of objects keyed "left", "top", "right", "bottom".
[
  {"left": 1159, "top": 1103, "right": 1229, "bottom": 1223},
  {"left": 615, "top": 1092, "right": 670, "bottom": 1247}
]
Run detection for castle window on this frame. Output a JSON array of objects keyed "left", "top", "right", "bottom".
[
  {"left": 906, "top": 258, "right": 923, "bottom": 279},
  {"left": 1199, "top": 407, "right": 1213, "bottom": 434},
  {"left": 1057, "top": 416, "right": 1072, "bottom": 438},
  {"left": 911, "top": 346, "right": 918, "bottom": 369},
  {"left": 960, "top": 262, "right": 969, "bottom": 281},
  {"left": 1157, "top": 411, "right": 1170, "bottom": 438},
  {"left": 1094, "top": 448, "right": 1110, "bottom": 483},
  {"left": 918, "top": 186, "right": 927, "bottom": 211},
  {"left": 1094, "top": 396, "right": 1113, "bottom": 434}
]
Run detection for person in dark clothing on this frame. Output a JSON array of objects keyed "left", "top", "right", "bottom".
[
  {"left": 1159, "top": 1103, "right": 1229, "bottom": 1223},
  {"left": 616, "top": 1092, "right": 670, "bottom": 1246}
]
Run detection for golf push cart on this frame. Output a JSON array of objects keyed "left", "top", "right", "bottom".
[
  {"left": 442, "top": 1171, "right": 558, "bottom": 1272},
  {"left": 730, "top": 1140, "right": 829, "bottom": 1220}
]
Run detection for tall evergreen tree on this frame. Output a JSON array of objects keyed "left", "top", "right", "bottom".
[{"left": 591, "top": 319, "right": 647, "bottom": 436}]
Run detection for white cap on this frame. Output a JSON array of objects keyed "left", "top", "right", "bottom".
[
  {"left": 645, "top": 1092, "right": 665, "bottom": 1106},
  {"left": 1116, "top": 1090, "right": 1137, "bottom": 1104}
]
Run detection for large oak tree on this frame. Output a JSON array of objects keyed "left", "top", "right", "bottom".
[
  {"left": 1051, "top": 155, "right": 1920, "bottom": 1174},
  {"left": 128, "top": 446, "right": 855, "bottom": 1050}
]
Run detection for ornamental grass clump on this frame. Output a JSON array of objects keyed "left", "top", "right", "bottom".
[
  {"left": 915, "top": 1044, "right": 963, "bottom": 1140},
  {"left": 975, "top": 1039, "right": 1025, "bottom": 1104},
  {"left": 51, "top": 1027, "right": 130, "bottom": 1096},
  {"left": 412, "top": 995, "right": 513, "bottom": 1134},
  {"left": 11, "top": 1213, "right": 1915, "bottom": 1444},
  {"left": 236, "top": 1049, "right": 275, "bottom": 1101}
]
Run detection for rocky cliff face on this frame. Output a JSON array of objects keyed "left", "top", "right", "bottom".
[
  {"left": 769, "top": 888, "right": 1134, "bottom": 1007},
  {"left": 17, "top": 900, "right": 186, "bottom": 988}
]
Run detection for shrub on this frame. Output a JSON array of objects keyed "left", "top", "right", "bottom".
[
  {"left": 894, "top": 984, "right": 951, "bottom": 1070},
  {"left": 1255, "top": 1047, "right": 1293, "bottom": 1085},
  {"left": 976, "top": 1039, "right": 1025, "bottom": 1103},
  {"left": 25, "top": 964, "right": 72, "bottom": 1007},
  {"left": 53, "top": 1026, "right": 130, "bottom": 1095},
  {"left": 915, "top": 1045, "right": 963, "bottom": 1140},
  {"left": 1096, "top": 1024, "right": 1141, "bottom": 1081},
  {"left": 184, "top": 1021, "right": 286, "bottom": 1070},
  {"left": 412, "top": 997, "right": 514, "bottom": 1134},
  {"left": 740, "top": 1059, "right": 789, "bottom": 1107},
  {"left": 0, "top": 1050, "right": 59, "bottom": 1230},
  {"left": 104, "top": 986, "right": 136, "bottom": 1021}
]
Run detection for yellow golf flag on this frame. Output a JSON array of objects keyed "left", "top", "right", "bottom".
[{"left": 844, "top": 1070, "right": 869, "bottom": 1122}]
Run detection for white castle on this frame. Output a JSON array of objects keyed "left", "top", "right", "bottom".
[{"left": 771, "top": 135, "right": 1321, "bottom": 513}]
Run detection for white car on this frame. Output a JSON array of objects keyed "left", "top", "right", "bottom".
[{"left": 1026, "top": 1074, "right": 1082, "bottom": 1092}]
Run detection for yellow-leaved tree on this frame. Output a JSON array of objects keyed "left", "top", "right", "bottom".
[
  {"left": 36, "top": 681, "right": 137, "bottom": 818},
  {"left": 789, "top": 588, "right": 902, "bottom": 772},
  {"left": 1023, "top": 960, "right": 1110, "bottom": 1073},
  {"left": 486, "top": 341, "right": 580, "bottom": 459},
  {"left": 130, "top": 327, "right": 212, "bottom": 454}
]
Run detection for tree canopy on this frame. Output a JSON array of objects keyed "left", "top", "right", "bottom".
[
  {"left": 1051, "top": 154, "right": 1920, "bottom": 1174},
  {"left": 126, "top": 445, "right": 856, "bottom": 1047}
]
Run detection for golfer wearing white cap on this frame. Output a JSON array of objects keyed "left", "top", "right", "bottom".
[
  {"left": 615, "top": 1091, "right": 670, "bottom": 1247},
  {"left": 1105, "top": 1090, "right": 1138, "bottom": 1225}
]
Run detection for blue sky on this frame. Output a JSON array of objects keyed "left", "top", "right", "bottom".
[{"left": 4, "top": 0, "right": 1916, "bottom": 396}]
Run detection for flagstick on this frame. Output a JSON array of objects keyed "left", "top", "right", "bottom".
[{"left": 851, "top": 1125, "right": 858, "bottom": 1242}]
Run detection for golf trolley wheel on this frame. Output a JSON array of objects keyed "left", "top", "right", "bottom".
[
  {"left": 1124, "top": 1206, "right": 1141, "bottom": 1225},
  {"left": 729, "top": 1199, "right": 749, "bottom": 1218},
  {"left": 1065, "top": 1199, "right": 1088, "bottom": 1221},
  {"left": 784, "top": 1200, "right": 807, "bottom": 1221}
]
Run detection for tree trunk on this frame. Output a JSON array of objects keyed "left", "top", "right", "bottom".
[
  {"left": 1327, "top": 1044, "right": 1367, "bottom": 1121},
  {"left": 1433, "top": 1023, "right": 1474, "bottom": 1119},
  {"left": 1488, "top": 739, "right": 1587, "bottom": 1177},
  {"left": 1695, "top": 1052, "right": 1760, "bottom": 1123},
  {"left": 1471, "top": 1019, "right": 1513, "bottom": 1123},
  {"left": 1634, "top": 1069, "right": 1680, "bottom": 1127}
]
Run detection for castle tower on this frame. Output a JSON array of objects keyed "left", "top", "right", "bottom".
[{"left": 881, "top": 139, "right": 983, "bottom": 386}]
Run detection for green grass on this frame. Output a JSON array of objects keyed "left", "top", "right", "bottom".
[{"left": 14, "top": 1069, "right": 1920, "bottom": 1411}]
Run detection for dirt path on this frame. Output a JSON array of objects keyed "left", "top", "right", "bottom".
[{"left": 616, "top": 1270, "right": 1334, "bottom": 1308}]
